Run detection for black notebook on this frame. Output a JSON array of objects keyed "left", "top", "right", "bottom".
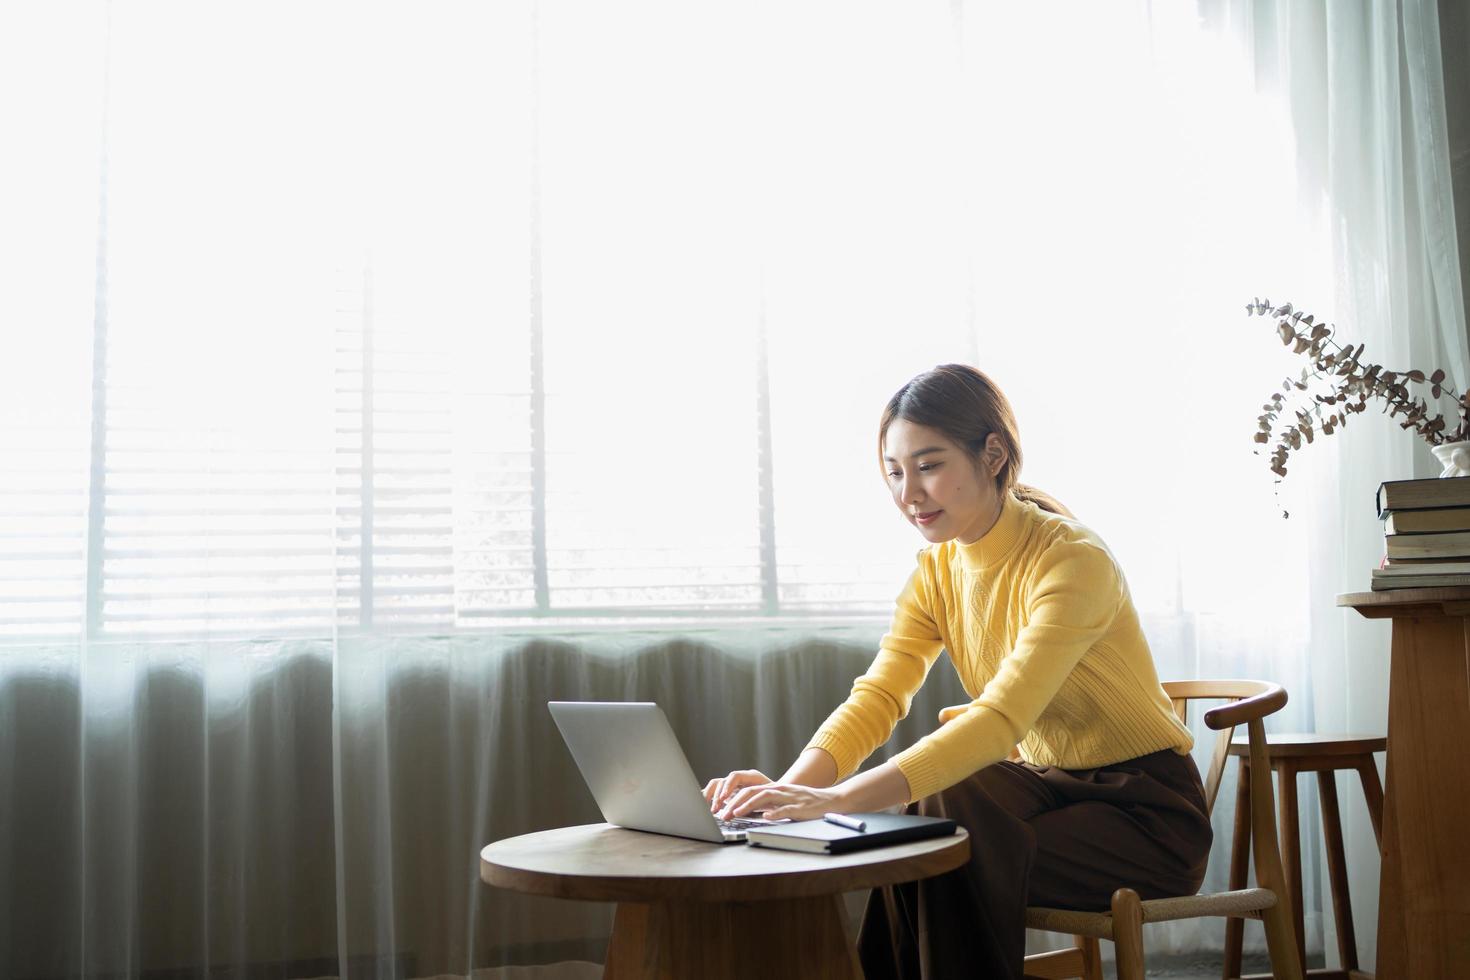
[{"left": 744, "top": 813, "right": 957, "bottom": 854}]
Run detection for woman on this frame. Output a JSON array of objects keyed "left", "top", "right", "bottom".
[{"left": 703, "top": 364, "right": 1211, "bottom": 980}]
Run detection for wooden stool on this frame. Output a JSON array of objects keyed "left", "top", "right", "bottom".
[{"left": 1223, "top": 733, "right": 1385, "bottom": 980}]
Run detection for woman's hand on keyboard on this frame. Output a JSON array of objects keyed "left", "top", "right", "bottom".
[
  {"left": 704, "top": 769, "right": 771, "bottom": 815},
  {"left": 718, "top": 782, "right": 840, "bottom": 822}
]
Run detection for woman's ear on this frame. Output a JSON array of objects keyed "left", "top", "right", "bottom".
[{"left": 983, "top": 433, "right": 1008, "bottom": 479}]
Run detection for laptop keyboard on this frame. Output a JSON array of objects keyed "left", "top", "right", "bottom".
[{"left": 718, "top": 817, "right": 770, "bottom": 831}]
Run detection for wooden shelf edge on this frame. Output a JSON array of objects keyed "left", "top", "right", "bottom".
[{"left": 1338, "top": 586, "right": 1470, "bottom": 618}]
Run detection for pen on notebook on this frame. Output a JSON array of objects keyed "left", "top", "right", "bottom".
[{"left": 823, "top": 812, "right": 867, "bottom": 833}]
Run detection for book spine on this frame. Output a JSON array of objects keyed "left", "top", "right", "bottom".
[
  {"left": 1384, "top": 532, "right": 1470, "bottom": 558},
  {"left": 1384, "top": 519, "right": 1470, "bottom": 534},
  {"left": 1372, "top": 576, "right": 1470, "bottom": 589},
  {"left": 1376, "top": 477, "right": 1470, "bottom": 514}
]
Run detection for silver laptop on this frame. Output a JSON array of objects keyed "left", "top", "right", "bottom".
[{"left": 548, "top": 701, "right": 777, "bottom": 843}]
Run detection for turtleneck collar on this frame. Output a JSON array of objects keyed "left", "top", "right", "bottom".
[{"left": 955, "top": 491, "right": 1028, "bottom": 571}]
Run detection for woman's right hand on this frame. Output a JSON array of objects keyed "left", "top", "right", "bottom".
[{"left": 703, "top": 769, "right": 773, "bottom": 814}]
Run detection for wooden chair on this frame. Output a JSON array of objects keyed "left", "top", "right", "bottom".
[{"left": 939, "top": 680, "right": 1304, "bottom": 980}]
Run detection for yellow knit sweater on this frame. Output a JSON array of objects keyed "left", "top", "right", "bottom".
[{"left": 807, "top": 493, "right": 1193, "bottom": 803}]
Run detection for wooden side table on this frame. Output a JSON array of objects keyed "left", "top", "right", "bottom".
[
  {"left": 1338, "top": 587, "right": 1470, "bottom": 980},
  {"left": 480, "top": 822, "right": 970, "bottom": 980}
]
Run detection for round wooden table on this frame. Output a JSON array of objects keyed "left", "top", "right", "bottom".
[{"left": 480, "top": 822, "right": 971, "bottom": 979}]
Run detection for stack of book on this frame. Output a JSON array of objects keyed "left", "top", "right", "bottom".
[{"left": 1373, "top": 475, "right": 1470, "bottom": 589}]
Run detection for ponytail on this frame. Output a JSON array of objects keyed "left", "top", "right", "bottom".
[{"left": 1012, "top": 483, "right": 1074, "bottom": 519}]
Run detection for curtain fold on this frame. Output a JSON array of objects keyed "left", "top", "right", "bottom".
[{"left": 0, "top": 630, "right": 971, "bottom": 978}]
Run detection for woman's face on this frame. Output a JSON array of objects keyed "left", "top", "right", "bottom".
[{"left": 882, "top": 418, "right": 1007, "bottom": 545}]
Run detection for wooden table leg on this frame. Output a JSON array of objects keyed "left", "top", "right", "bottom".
[
  {"left": 1354, "top": 755, "right": 1383, "bottom": 847},
  {"left": 1277, "top": 760, "right": 1306, "bottom": 973},
  {"left": 1317, "top": 770, "right": 1358, "bottom": 973},
  {"left": 604, "top": 894, "right": 864, "bottom": 980}
]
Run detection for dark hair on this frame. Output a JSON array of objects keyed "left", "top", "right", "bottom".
[{"left": 878, "top": 363, "right": 1073, "bottom": 518}]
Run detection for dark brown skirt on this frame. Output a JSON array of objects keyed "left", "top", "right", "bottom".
[{"left": 858, "top": 748, "right": 1213, "bottom": 980}]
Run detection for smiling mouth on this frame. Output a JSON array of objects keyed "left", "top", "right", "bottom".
[{"left": 914, "top": 510, "right": 942, "bottom": 522}]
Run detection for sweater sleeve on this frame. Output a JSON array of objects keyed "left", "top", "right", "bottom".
[
  {"left": 890, "top": 537, "right": 1121, "bottom": 801},
  {"left": 804, "top": 557, "right": 945, "bottom": 781}
]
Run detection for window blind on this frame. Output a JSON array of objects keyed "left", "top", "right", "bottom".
[
  {"left": 97, "top": 312, "right": 338, "bottom": 637},
  {"left": 0, "top": 406, "right": 89, "bottom": 638},
  {"left": 0, "top": 14, "right": 101, "bottom": 639},
  {"left": 2, "top": 0, "right": 983, "bottom": 639}
]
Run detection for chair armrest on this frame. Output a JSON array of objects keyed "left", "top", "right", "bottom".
[{"left": 1202, "top": 683, "right": 1288, "bottom": 730}]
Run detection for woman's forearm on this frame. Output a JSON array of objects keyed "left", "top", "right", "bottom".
[
  {"left": 780, "top": 748, "right": 913, "bottom": 812},
  {"left": 830, "top": 759, "right": 912, "bottom": 812},
  {"left": 778, "top": 747, "right": 839, "bottom": 788}
]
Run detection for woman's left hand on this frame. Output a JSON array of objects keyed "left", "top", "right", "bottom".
[{"left": 719, "top": 781, "right": 844, "bottom": 822}]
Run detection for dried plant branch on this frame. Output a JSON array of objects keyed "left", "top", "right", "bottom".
[{"left": 1247, "top": 297, "right": 1470, "bottom": 516}]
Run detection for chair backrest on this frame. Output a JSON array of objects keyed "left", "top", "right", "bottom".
[
  {"left": 1159, "top": 679, "right": 1295, "bottom": 918},
  {"left": 1160, "top": 679, "right": 1287, "bottom": 817}
]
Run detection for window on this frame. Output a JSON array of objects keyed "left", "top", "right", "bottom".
[{"left": 2, "top": 1, "right": 1306, "bottom": 639}]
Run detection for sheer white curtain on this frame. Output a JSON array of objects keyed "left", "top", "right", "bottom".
[
  {"left": 0, "top": 1, "right": 1461, "bottom": 977},
  {"left": 1210, "top": 1, "right": 1469, "bottom": 972}
]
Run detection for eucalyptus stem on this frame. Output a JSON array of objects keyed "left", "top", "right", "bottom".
[{"left": 1247, "top": 297, "right": 1470, "bottom": 513}]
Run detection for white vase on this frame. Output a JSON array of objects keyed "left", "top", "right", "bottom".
[{"left": 1431, "top": 441, "right": 1470, "bottom": 478}]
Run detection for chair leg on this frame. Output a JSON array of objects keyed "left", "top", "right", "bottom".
[
  {"left": 1243, "top": 718, "right": 1304, "bottom": 980},
  {"left": 1073, "top": 934, "right": 1102, "bottom": 980},
  {"left": 1275, "top": 760, "right": 1306, "bottom": 972},
  {"left": 1110, "top": 888, "right": 1145, "bottom": 980},
  {"left": 1317, "top": 770, "right": 1359, "bottom": 972},
  {"left": 1260, "top": 887, "right": 1306, "bottom": 980},
  {"left": 1223, "top": 758, "right": 1251, "bottom": 980}
]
